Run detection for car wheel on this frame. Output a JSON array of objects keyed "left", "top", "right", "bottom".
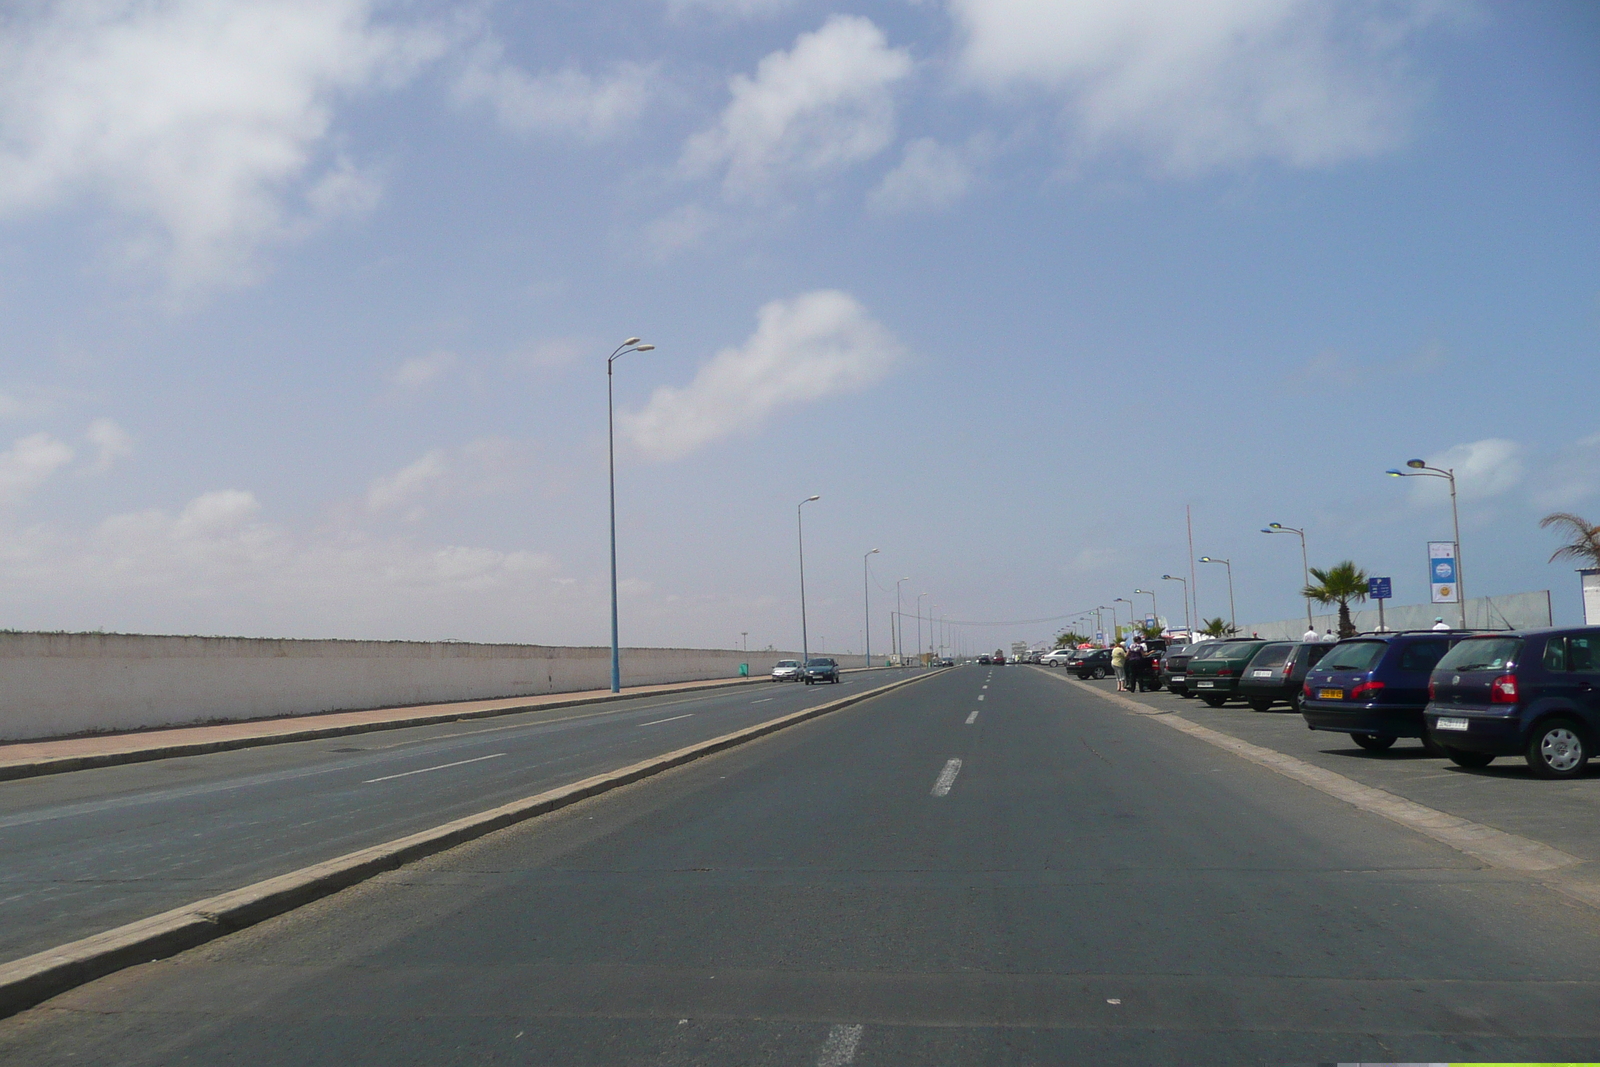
[
  {"left": 1091, "top": 666, "right": 1108, "bottom": 680},
  {"left": 1200, "top": 695, "right": 1227, "bottom": 708},
  {"left": 1526, "top": 719, "right": 1588, "bottom": 780},
  {"left": 1443, "top": 747, "right": 1495, "bottom": 769},
  {"left": 1248, "top": 699, "right": 1273, "bottom": 712},
  {"left": 1351, "top": 732, "right": 1395, "bottom": 752}
]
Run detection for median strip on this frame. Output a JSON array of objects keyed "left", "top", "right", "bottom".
[{"left": 0, "top": 669, "right": 940, "bottom": 1020}]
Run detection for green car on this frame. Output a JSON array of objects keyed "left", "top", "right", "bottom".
[{"left": 1185, "top": 639, "right": 1272, "bottom": 707}]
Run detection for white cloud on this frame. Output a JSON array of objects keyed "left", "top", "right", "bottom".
[
  {"left": 948, "top": 0, "right": 1453, "bottom": 174},
  {"left": 454, "top": 39, "right": 651, "bottom": 140},
  {"left": 869, "top": 137, "right": 982, "bottom": 213},
  {"left": 1407, "top": 438, "right": 1524, "bottom": 506},
  {"left": 681, "top": 15, "right": 913, "bottom": 196},
  {"left": 646, "top": 203, "right": 719, "bottom": 254},
  {"left": 85, "top": 418, "right": 134, "bottom": 474},
  {"left": 0, "top": 433, "right": 75, "bottom": 504},
  {"left": 0, "top": 0, "right": 448, "bottom": 290},
  {"left": 666, "top": 0, "right": 795, "bottom": 18},
  {"left": 390, "top": 351, "right": 457, "bottom": 391},
  {"left": 366, "top": 450, "right": 449, "bottom": 517},
  {"left": 620, "top": 289, "right": 902, "bottom": 461},
  {"left": 365, "top": 438, "right": 527, "bottom": 520}
]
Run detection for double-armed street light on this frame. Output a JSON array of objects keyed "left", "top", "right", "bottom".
[
  {"left": 797, "top": 495, "right": 820, "bottom": 667},
  {"left": 1261, "top": 523, "right": 1312, "bottom": 632},
  {"left": 606, "top": 338, "right": 655, "bottom": 693},
  {"left": 1198, "top": 557, "right": 1236, "bottom": 636},
  {"left": 1160, "top": 575, "right": 1191, "bottom": 635},
  {"left": 863, "top": 548, "right": 880, "bottom": 667},
  {"left": 895, "top": 576, "right": 911, "bottom": 661},
  {"left": 1387, "top": 459, "right": 1468, "bottom": 629},
  {"left": 1134, "top": 588, "right": 1158, "bottom": 631}
]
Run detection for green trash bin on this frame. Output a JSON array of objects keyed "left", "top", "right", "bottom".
[{"left": 739, "top": 663, "right": 749, "bottom": 677}]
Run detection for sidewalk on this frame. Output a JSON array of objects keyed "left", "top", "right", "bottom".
[{"left": 0, "top": 674, "right": 777, "bottom": 782}]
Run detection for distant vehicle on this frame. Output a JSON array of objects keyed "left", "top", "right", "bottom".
[
  {"left": 1301, "top": 631, "right": 1474, "bottom": 751},
  {"left": 993, "top": 653, "right": 1007, "bottom": 665},
  {"left": 934, "top": 657, "right": 955, "bottom": 668},
  {"left": 1185, "top": 639, "right": 1271, "bottom": 706},
  {"left": 1236, "top": 641, "right": 1335, "bottom": 712},
  {"left": 803, "top": 657, "right": 840, "bottom": 684},
  {"left": 977, "top": 655, "right": 992, "bottom": 664},
  {"left": 771, "top": 659, "right": 803, "bottom": 682},
  {"left": 1160, "top": 644, "right": 1195, "bottom": 695},
  {"left": 1424, "top": 627, "right": 1600, "bottom": 777},
  {"left": 1041, "top": 648, "right": 1076, "bottom": 667}
]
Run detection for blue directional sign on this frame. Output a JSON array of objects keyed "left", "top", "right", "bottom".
[
  {"left": 1368, "top": 576, "right": 1392, "bottom": 600},
  {"left": 1428, "top": 541, "right": 1459, "bottom": 603}
]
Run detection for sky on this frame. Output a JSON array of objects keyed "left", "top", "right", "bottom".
[{"left": 0, "top": 0, "right": 1596, "bottom": 654}]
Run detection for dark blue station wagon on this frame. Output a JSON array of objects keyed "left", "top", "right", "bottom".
[
  {"left": 1424, "top": 627, "right": 1600, "bottom": 778},
  {"left": 1299, "top": 631, "right": 1471, "bottom": 751}
]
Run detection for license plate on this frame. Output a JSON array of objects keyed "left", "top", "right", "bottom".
[
  {"left": 1170, "top": 674, "right": 1185, "bottom": 682},
  {"left": 1318, "top": 688, "right": 1342, "bottom": 700},
  {"left": 1252, "top": 670, "right": 1273, "bottom": 678},
  {"left": 1195, "top": 680, "right": 1214, "bottom": 688},
  {"left": 1435, "top": 717, "right": 1469, "bottom": 732}
]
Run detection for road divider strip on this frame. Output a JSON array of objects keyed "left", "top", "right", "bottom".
[
  {"left": 0, "top": 668, "right": 941, "bottom": 1020},
  {"left": 1035, "top": 668, "right": 1586, "bottom": 879}
]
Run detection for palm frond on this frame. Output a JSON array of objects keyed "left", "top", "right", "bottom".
[{"left": 1541, "top": 512, "right": 1600, "bottom": 567}]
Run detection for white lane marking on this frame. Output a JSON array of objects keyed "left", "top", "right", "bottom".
[
  {"left": 930, "top": 758, "right": 963, "bottom": 797},
  {"left": 977, "top": 694, "right": 985, "bottom": 701},
  {"left": 639, "top": 713, "right": 694, "bottom": 726},
  {"left": 982, "top": 685, "right": 988, "bottom": 689},
  {"left": 816, "top": 1023, "right": 864, "bottom": 1066},
  {"left": 751, "top": 698, "right": 774, "bottom": 703},
  {"left": 364, "top": 752, "right": 505, "bottom": 784},
  {"left": 965, "top": 709, "right": 979, "bottom": 725}
]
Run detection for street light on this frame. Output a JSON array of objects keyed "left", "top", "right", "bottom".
[
  {"left": 917, "top": 592, "right": 929, "bottom": 665},
  {"left": 1134, "top": 588, "right": 1158, "bottom": 631},
  {"left": 606, "top": 338, "right": 654, "bottom": 693},
  {"left": 895, "top": 577, "right": 911, "bottom": 662},
  {"left": 1198, "top": 557, "right": 1236, "bottom": 636},
  {"left": 863, "top": 548, "right": 880, "bottom": 667},
  {"left": 1261, "top": 523, "right": 1312, "bottom": 632},
  {"left": 1114, "top": 597, "right": 1134, "bottom": 636},
  {"left": 797, "top": 495, "right": 820, "bottom": 669},
  {"left": 1387, "top": 460, "right": 1468, "bottom": 629},
  {"left": 1160, "top": 575, "right": 1191, "bottom": 635}
]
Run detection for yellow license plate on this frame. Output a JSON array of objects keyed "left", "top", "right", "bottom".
[{"left": 1318, "top": 688, "right": 1343, "bottom": 700}]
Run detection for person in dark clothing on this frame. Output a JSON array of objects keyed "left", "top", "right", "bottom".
[{"left": 1125, "top": 639, "right": 1150, "bottom": 692}]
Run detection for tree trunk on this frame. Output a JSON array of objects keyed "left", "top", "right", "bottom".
[{"left": 1338, "top": 601, "right": 1355, "bottom": 638}]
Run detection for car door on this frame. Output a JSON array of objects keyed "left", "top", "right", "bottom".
[
  {"left": 1567, "top": 632, "right": 1600, "bottom": 732},
  {"left": 1395, "top": 638, "right": 1451, "bottom": 706}
]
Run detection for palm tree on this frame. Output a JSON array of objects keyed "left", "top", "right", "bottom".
[
  {"left": 1540, "top": 512, "right": 1600, "bottom": 569},
  {"left": 1303, "top": 560, "right": 1369, "bottom": 638},
  {"left": 1200, "top": 616, "right": 1232, "bottom": 638}
]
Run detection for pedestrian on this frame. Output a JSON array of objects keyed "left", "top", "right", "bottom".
[
  {"left": 1303, "top": 626, "right": 1319, "bottom": 641},
  {"left": 1111, "top": 643, "right": 1128, "bottom": 691},
  {"left": 1431, "top": 616, "right": 1450, "bottom": 631},
  {"left": 1324, "top": 628, "right": 1338, "bottom": 642},
  {"left": 1127, "top": 638, "right": 1148, "bottom": 692}
]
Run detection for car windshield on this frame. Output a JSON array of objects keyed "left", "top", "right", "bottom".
[
  {"left": 1436, "top": 637, "right": 1523, "bottom": 672},
  {"left": 1318, "top": 641, "right": 1387, "bottom": 672},
  {"left": 1188, "top": 643, "right": 1235, "bottom": 661},
  {"left": 805, "top": 659, "right": 832, "bottom": 666},
  {"left": 1247, "top": 643, "right": 1293, "bottom": 669},
  {"left": 775, "top": 660, "right": 799, "bottom": 668}
]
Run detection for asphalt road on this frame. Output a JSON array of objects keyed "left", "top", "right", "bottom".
[
  {"left": 5, "top": 663, "right": 1600, "bottom": 1064},
  {"left": 0, "top": 668, "right": 917, "bottom": 964}
]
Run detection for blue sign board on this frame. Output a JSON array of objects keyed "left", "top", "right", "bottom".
[
  {"left": 1368, "top": 576, "right": 1391, "bottom": 600},
  {"left": 1428, "top": 541, "right": 1459, "bottom": 603}
]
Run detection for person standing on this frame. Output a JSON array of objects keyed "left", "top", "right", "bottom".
[
  {"left": 1303, "top": 626, "right": 1319, "bottom": 641},
  {"left": 1111, "top": 643, "right": 1128, "bottom": 691},
  {"left": 1127, "top": 638, "right": 1149, "bottom": 692},
  {"left": 1432, "top": 616, "right": 1450, "bottom": 631}
]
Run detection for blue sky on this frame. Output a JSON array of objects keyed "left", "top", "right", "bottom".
[{"left": 0, "top": 0, "right": 1595, "bottom": 652}]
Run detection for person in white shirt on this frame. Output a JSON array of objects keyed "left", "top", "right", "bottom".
[
  {"left": 1432, "top": 617, "right": 1450, "bottom": 631},
  {"left": 1303, "top": 627, "right": 1319, "bottom": 641}
]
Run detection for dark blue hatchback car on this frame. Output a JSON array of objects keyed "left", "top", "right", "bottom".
[
  {"left": 1424, "top": 627, "right": 1600, "bottom": 778},
  {"left": 1299, "top": 631, "right": 1473, "bottom": 751}
]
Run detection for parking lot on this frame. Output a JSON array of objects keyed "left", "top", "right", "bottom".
[{"left": 1035, "top": 666, "right": 1600, "bottom": 866}]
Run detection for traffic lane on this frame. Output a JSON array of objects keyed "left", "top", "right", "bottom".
[
  {"left": 0, "top": 668, "right": 924, "bottom": 964},
  {"left": 1061, "top": 669, "right": 1600, "bottom": 863},
  {"left": 8, "top": 666, "right": 1600, "bottom": 1063}
]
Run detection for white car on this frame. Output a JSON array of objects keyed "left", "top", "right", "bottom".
[
  {"left": 771, "top": 659, "right": 803, "bottom": 682},
  {"left": 1041, "top": 649, "right": 1077, "bottom": 667}
]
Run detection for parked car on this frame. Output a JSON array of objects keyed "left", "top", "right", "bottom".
[
  {"left": 1300, "top": 630, "right": 1473, "bottom": 751},
  {"left": 772, "top": 659, "right": 803, "bottom": 682},
  {"left": 803, "top": 657, "right": 840, "bottom": 684},
  {"left": 1185, "top": 639, "right": 1271, "bottom": 706},
  {"left": 1423, "top": 627, "right": 1600, "bottom": 778},
  {"left": 1160, "top": 644, "right": 1196, "bottom": 695},
  {"left": 1073, "top": 648, "right": 1113, "bottom": 680},
  {"left": 1237, "top": 641, "right": 1336, "bottom": 712},
  {"left": 1041, "top": 648, "right": 1077, "bottom": 667}
]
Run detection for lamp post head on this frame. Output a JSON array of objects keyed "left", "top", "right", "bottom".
[
  {"left": 805, "top": 494, "right": 819, "bottom": 502},
  {"left": 1386, "top": 469, "right": 1404, "bottom": 477},
  {"left": 1260, "top": 528, "right": 1274, "bottom": 534},
  {"left": 1161, "top": 574, "right": 1173, "bottom": 580},
  {"left": 1406, "top": 459, "right": 1427, "bottom": 469},
  {"left": 1134, "top": 588, "right": 1146, "bottom": 594},
  {"left": 1269, "top": 523, "right": 1283, "bottom": 529},
  {"left": 633, "top": 343, "right": 654, "bottom": 352},
  {"left": 1199, "top": 556, "right": 1212, "bottom": 563},
  {"left": 869, "top": 547, "right": 880, "bottom": 555},
  {"left": 622, "top": 337, "right": 641, "bottom": 346}
]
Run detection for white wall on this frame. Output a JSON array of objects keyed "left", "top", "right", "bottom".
[
  {"left": 1238, "top": 589, "right": 1553, "bottom": 641},
  {"left": 0, "top": 633, "right": 867, "bottom": 742}
]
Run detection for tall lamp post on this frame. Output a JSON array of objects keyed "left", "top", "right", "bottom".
[
  {"left": 1134, "top": 588, "right": 1158, "bottom": 631},
  {"left": 1198, "top": 557, "right": 1236, "bottom": 636},
  {"left": 895, "top": 577, "right": 910, "bottom": 662},
  {"left": 917, "top": 592, "right": 929, "bottom": 665},
  {"left": 1161, "top": 575, "right": 1190, "bottom": 635},
  {"left": 862, "top": 548, "right": 880, "bottom": 667},
  {"left": 1114, "top": 597, "right": 1134, "bottom": 637},
  {"left": 607, "top": 338, "right": 654, "bottom": 693},
  {"left": 1387, "top": 460, "right": 1467, "bottom": 629},
  {"left": 1262, "top": 523, "right": 1312, "bottom": 632},
  {"left": 797, "top": 495, "right": 820, "bottom": 667}
]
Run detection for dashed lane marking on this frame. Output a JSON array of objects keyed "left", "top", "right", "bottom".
[
  {"left": 364, "top": 752, "right": 505, "bottom": 784},
  {"left": 931, "top": 758, "right": 963, "bottom": 797},
  {"left": 816, "top": 1023, "right": 864, "bottom": 1066},
  {"left": 965, "top": 709, "right": 979, "bottom": 725},
  {"left": 639, "top": 714, "right": 694, "bottom": 727}
]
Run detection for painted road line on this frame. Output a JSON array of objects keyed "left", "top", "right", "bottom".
[
  {"left": 816, "top": 1023, "right": 864, "bottom": 1066},
  {"left": 977, "top": 695, "right": 985, "bottom": 701},
  {"left": 931, "top": 758, "right": 963, "bottom": 797},
  {"left": 0, "top": 668, "right": 944, "bottom": 1020},
  {"left": 751, "top": 698, "right": 774, "bottom": 704},
  {"left": 965, "top": 710, "right": 979, "bottom": 725},
  {"left": 639, "top": 714, "right": 694, "bottom": 727},
  {"left": 363, "top": 753, "right": 505, "bottom": 784}
]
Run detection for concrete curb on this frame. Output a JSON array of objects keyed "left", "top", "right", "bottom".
[
  {"left": 0, "top": 668, "right": 941, "bottom": 1020},
  {"left": 0, "top": 676, "right": 782, "bottom": 783}
]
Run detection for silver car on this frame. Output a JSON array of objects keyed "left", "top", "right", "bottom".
[{"left": 771, "top": 659, "right": 803, "bottom": 682}]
